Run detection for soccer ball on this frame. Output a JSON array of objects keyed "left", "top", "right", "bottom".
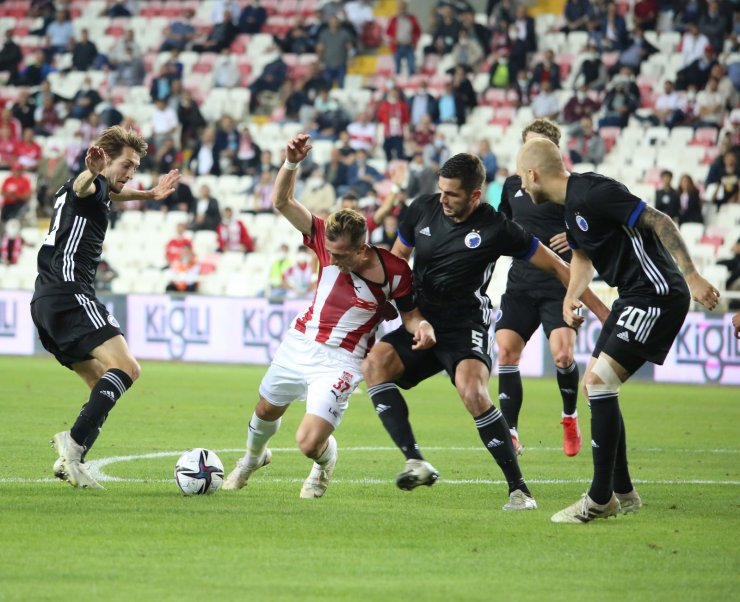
[{"left": 174, "top": 448, "right": 224, "bottom": 495}]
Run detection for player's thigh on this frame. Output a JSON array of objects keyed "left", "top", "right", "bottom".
[
  {"left": 305, "top": 364, "right": 363, "bottom": 429},
  {"left": 434, "top": 322, "right": 493, "bottom": 386},
  {"left": 495, "top": 328, "right": 526, "bottom": 364},
  {"left": 89, "top": 334, "right": 140, "bottom": 378},
  {"left": 548, "top": 327, "right": 577, "bottom": 364},
  {"left": 380, "top": 326, "right": 443, "bottom": 389},
  {"left": 495, "top": 291, "right": 542, "bottom": 343}
]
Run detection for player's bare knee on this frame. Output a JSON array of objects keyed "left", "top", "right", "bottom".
[
  {"left": 497, "top": 346, "right": 521, "bottom": 366},
  {"left": 295, "top": 432, "right": 322, "bottom": 459},
  {"left": 459, "top": 387, "right": 489, "bottom": 415},
  {"left": 553, "top": 350, "right": 574, "bottom": 369},
  {"left": 122, "top": 359, "right": 141, "bottom": 382}
]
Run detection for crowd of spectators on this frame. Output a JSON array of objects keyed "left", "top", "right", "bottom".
[{"left": 0, "top": 0, "right": 739, "bottom": 293}]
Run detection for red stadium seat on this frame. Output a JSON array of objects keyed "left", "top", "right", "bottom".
[
  {"left": 692, "top": 127, "right": 718, "bottom": 147},
  {"left": 599, "top": 126, "right": 621, "bottom": 153}
]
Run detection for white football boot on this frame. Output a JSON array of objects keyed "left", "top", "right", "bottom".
[
  {"left": 51, "top": 431, "right": 104, "bottom": 489},
  {"left": 222, "top": 449, "right": 273, "bottom": 490}
]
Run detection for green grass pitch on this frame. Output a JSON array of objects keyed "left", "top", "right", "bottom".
[{"left": 1, "top": 356, "right": 738, "bottom": 601}]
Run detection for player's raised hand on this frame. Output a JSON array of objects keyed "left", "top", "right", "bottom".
[
  {"left": 563, "top": 296, "right": 585, "bottom": 329},
  {"left": 150, "top": 169, "right": 181, "bottom": 200},
  {"left": 550, "top": 232, "right": 570, "bottom": 255},
  {"left": 411, "top": 320, "right": 436, "bottom": 350},
  {"left": 286, "top": 134, "right": 312, "bottom": 163},
  {"left": 85, "top": 146, "right": 108, "bottom": 176},
  {"left": 686, "top": 272, "right": 720, "bottom": 310}
]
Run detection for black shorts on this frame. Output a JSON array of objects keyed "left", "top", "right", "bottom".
[
  {"left": 495, "top": 289, "right": 572, "bottom": 341},
  {"left": 30, "top": 293, "right": 123, "bottom": 368},
  {"left": 592, "top": 292, "right": 690, "bottom": 375},
  {"left": 381, "top": 320, "right": 492, "bottom": 389}
]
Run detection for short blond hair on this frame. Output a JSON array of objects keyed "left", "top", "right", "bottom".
[
  {"left": 95, "top": 126, "right": 148, "bottom": 161},
  {"left": 325, "top": 208, "right": 367, "bottom": 248}
]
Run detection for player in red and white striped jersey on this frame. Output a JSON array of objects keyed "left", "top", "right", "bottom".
[{"left": 223, "top": 134, "right": 435, "bottom": 499}]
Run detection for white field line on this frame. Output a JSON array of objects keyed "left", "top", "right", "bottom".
[{"left": 1, "top": 446, "right": 738, "bottom": 485}]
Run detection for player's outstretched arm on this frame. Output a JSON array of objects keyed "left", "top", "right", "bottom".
[
  {"left": 272, "top": 134, "right": 314, "bottom": 236},
  {"left": 73, "top": 146, "right": 108, "bottom": 198},
  {"left": 390, "top": 236, "right": 413, "bottom": 262},
  {"left": 399, "top": 308, "right": 436, "bottom": 350},
  {"left": 528, "top": 242, "right": 608, "bottom": 326},
  {"left": 110, "top": 169, "right": 181, "bottom": 202},
  {"left": 637, "top": 205, "right": 720, "bottom": 310}
]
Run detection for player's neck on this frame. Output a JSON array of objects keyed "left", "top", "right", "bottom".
[
  {"left": 550, "top": 173, "right": 570, "bottom": 205},
  {"left": 453, "top": 198, "right": 481, "bottom": 223}
]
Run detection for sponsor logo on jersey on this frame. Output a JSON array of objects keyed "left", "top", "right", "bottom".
[
  {"left": 576, "top": 214, "right": 589, "bottom": 232},
  {"left": 419, "top": 226, "right": 431, "bottom": 236},
  {"left": 464, "top": 231, "right": 482, "bottom": 249},
  {"left": 617, "top": 330, "right": 630, "bottom": 342},
  {"left": 107, "top": 314, "right": 120, "bottom": 328}
]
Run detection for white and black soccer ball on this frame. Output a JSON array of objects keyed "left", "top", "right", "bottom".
[{"left": 174, "top": 448, "right": 224, "bottom": 495}]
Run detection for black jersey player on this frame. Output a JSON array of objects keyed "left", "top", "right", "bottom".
[
  {"left": 496, "top": 119, "right": 584, "bottom": 458},
  {"left": 516, "top": 138, "right": 719, "bottom": 523},
  {"left": 361, "top": 153, "right": 609, "bottom": 510},
  {"left": 32, "top": 126, "right": 179, "bottom": 488}
]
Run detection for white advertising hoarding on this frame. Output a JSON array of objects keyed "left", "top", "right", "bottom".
[{"left": 0, "top": 290, "right": 34, "bottom": 356}]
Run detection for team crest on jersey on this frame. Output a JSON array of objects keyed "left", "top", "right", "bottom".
[
  {"left": 575, "top": 214, "right": 589, "bottom": 232},
  {"left": 464, "top": 231, "right": 482, "bottom": 249},
  {"left": 107, "top": 314, "right": 120, "bottom": 328}
]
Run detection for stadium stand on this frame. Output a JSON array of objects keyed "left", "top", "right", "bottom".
[{"left": 0, "top": 0, "right": 738, "bottom": 308}]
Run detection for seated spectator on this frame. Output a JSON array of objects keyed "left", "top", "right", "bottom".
[
  {"left": 452, "top": 65, "right": 477, "bottom": 124},
  {"left": 161, "top": 9, "right": 197, "bottom": 52},
  {"left": 529, "top": 49, "right": 561, "bottom": 94},
  {"left": 192, "top": 10, "right": 239, "bottom": 53},
  {"left": 387, "top": 1, "right": 422, "bottom": 75},
  {"left": 633, "top": 0, "right": 659, "bottom": 31},
  {"left": 424, "top": 132, "right": 451, "bottom": 168},
  {"left": 411, "top": 112, "right": 436, "bottom": 153},
  {"left": 574, "top": 42, "right": 608, "bottom": 91},
  {"left": 11, "top": 91, "right": 35, "bottom": 132},
  {"left": 717, "top": 237, "right": 740, "bottom": 309},
  {"left": 377, "top": 88, "right": 410, "bottom": 162},
  {"left": 71, "top": 29, "right": 99, "bottom": 71},
  {"left": 562, "top": 0, "right": 593, "bottom": 33},
  {"left": 477, "top": 140, "right": 498, "bottom": 182},
  {"left": 530, "top": 80, "right": 560, "bottom": 121},
  {"left": 249, "top": 55, "right": 288, "bottom": 114},
  {"left": 150, "top": 98, "right": 179, "bottom": 150},
  {"left": 267, "top": 244, "right": 293, "bottom": 299},
  {"left": 301, "top": 165, "right": 336, "bottom": 215},
  {"left": 437, "top": 81, "right": 460, "bottom": 124},
  {"left": 680, "top": 21, "right": 710, "bottom": 69},
  {"left": 278, "top": 16, "right": 315, "bottom": 54},
  {"left": 599, "top": 76, "right": 639, "bottom": 128},
  {"left": 0, "top": 30, "right": 23, "bottom": 85},
  {"left": 45, "top": 9, "right": 74, "bottom": 56},
  {"left": 611, "top": 26, "right": 657, "bottom": 76},
  {"left": 69, "top": 76, "right": 102, "bottom": 119},
  {"left": 347, "top": 109, "right": 378, "bottom": 152},
  {"left": 105, "top": 1, "right": 135, "bottom": 17},
  {"left": 191, "top": 185, "right": 222, "bottom": 231},
  {"left": 654, "top": 170, "right": 680, "bottom": 222},
  {"left": 154, "top": 137, "right": 178, "bottom": 174},
  {"left": 15, "top": 128, "right": 43, "bottom": 171},
  {"left": 650, "top": 80, "right": 684, "bottom": 128},
  {"left": 213, "top": 49, "right": 240, "bottom": 88},
  {"left": 677, "top": 174, "right": 705, "bottom": 224},
  {"left": 324, "top": 148, "right": 348, "bottom": 192},
  {"left": 431, "top": 5, "right": 461, "bottom": 54},
  {"left": 178, "top": 89, "right": 206, "bottom": 151},
  {"left": 250, "top": 171, "right": 276, "bottom": 213},
  {"left": 450, "top": 29, "right": 483, "bottom": 72},
  {"left": 160, "top": 178, "right": 195, "bottom": 214},
  {"left": 19, "top": 50, "right": 56, "bottom": 86},
  {"left": 312, "top": 89, "right": 350, "bottom": 139},
  {"left": 598, "top": 2, "right": 629, "bottom": 51},
  {"left": 1, "top": 163, "right": 32, "bottom": 222},
  {"left": 407, "top": 151, "right": 438, "bottom": 198},
  {"left": 165, "top": 223, "right": 193, "bottom": 265},
  {"left": 0, "top": 124, "right": 16, "bottom": 169},
  {"left": 166, "top": 246, "right": 200, "bottom": 293},
  {"left": 370, "top": 213, "right": 399, "bottom": 250},
  {"left": 0, "top": 219, "right": 27, "bottom": 265},
  {"left": 409, "top": 82, "right": 438, "bottom": 126},
  {"left": 710, "top": 64, "right": 738, "bottom": 112},
  {"left": 345, "top": 149, "right": 383, "bottom": 197},
  {"left": 706, "top": 152, "right": 739, "bottom": 208},
  {"left": 568, "top": 116, "right": 605, "bottom": 166},
  {"left": 699, "top": 1, "right": 728, "bottom": 55},
  {"left": 563, "top": 84, "right": 601, "bottom": 124},
  {"left": 216, "top": 207, "right": 255, "bottom": 253},
  {"left": 236, "top": 126, "right": 262, "bottom": 175},
  {"left": 239, "top": 0, "right": 268, "bottom": 34},
  {"left": 150, "top": 63, "right": 176, "bottom": 102},
  {"left": 695, "top": 77, "right": 726, "bottom": 130},
  {"left": 676, "top": 44, "right": 718, "bottom": 91},
  {"left": 35, "top": 142, "right": 70, "bottom": 217},
  {"left": 282, "top": 245, "right": 316, "bottom": 299},
  {"left": 94, "top": 251, "right": 118, "bottom": 292}
]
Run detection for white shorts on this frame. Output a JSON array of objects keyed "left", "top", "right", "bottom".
[{"left": 258, "top": 329, "right": 364, "bottom": 428}]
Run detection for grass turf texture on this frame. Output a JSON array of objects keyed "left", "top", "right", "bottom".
[{"left": 1, "top": 356, "right": 738, "bottom": 601}]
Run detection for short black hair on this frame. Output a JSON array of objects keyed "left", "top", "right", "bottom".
[{"left": 438, "top": 153, "right": 485, "bottom": 194}]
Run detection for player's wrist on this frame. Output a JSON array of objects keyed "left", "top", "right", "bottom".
[{"left": 283, "top": 159, "right": 300, "bottom": 171}]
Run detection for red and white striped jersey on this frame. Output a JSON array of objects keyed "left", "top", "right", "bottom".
[{"left": 293, "top": 216, "right": 414, "bottom": 358}]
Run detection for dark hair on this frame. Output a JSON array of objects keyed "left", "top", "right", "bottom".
[
  {"left": 521, "top": 119, "right": 561, "bottom": 145},
  {"left": 438, "top": 153, "right": 485, "bottom": 194},
  {"left": 660, "top": 170, "right": 673, "bottom": 179},
  {"left": 325, "top": 208, "right": 367, "bottom": 248},
  {"left": 341, "top": 192, "right": 359, "bottom": 202}
]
